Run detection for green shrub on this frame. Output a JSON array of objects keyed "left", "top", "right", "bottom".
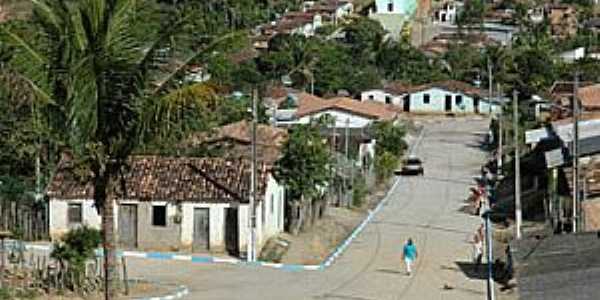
[
  {"left": 375, "top": 151, "right": 399, "bottom": 183},
  {"left": 51, "top": 226, "right": 102, "bottom": 271},
  {"left": 352, "top": 175, "right": 368, "bottom": 208}
]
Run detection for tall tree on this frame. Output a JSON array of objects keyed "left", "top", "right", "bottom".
[{"left": 2, "top": 0, "right": 239, "bottom": 298}]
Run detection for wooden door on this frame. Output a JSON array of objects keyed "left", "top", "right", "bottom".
[
  {"left": 445, "top": 95, "right": 452, "bottom": 112},
  {"left": 224, "top": 208, "right": 239, "bottom": 256},
  {"left": 118, "top": 204, "right": 137, "bottom": 248},
  {"left": 474, "top": 97, "right": 480, "bottom": 114},
  {"left": 193, "top": 208, "right": 210, "bottom": 252}
]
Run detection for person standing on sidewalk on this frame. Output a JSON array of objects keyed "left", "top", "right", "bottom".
[
  {"left": 472, "top": 234, "right": 483, "bottom": 272},
  {"left": 402, "top": 238, "right": 418, "bottom": 276}
]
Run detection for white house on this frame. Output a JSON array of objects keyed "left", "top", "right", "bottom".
[
  {"left": 404, "top": 81, "right": 501, "bottom": 114},
  {"left": 433, "top": 1, "right": 463, "bottom": 24},
  {"left": 276, "top": 95, "right": 398, "bottom": 128},
  {"left": 369, "top": 0, "right": 417, "bottom": 40},
  {"left": 46, "top": 156, "right": 285, "bottom": 256},
  {"left": 360, "top": 82, "right": 411, "bottom": 106}
]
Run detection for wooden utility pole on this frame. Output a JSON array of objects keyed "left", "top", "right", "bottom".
[
  {"left": 488, "top": 57, "right": 493, "bottom": 115},
  {"left": 497, "top": 83, "right": 503, "bottom": 174},
  {"left": 248, "top": 89, "right": 258, "bottom": 262},
  {"left": 572, "top": 73, "right": 579, "bottom": 233},
  {"left": 513, "top": 90, "right": 522, "bottom": 239}
]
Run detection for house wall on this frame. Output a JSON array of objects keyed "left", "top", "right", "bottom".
[
  {"left": 49, "top": 199, "right": 104, "bottom": 240},
  {"left": 360, "top": 90, "right": 404, "bottom": 106},
  {"left": 181, "top": 202, "right": 231, "bottom": 252},
  {"left": 49, "top": 176, "right": 285, "bottom": 255},
  {"left": 136, "top": 201, "right": 181, "bottom": 251},
  {"left": 297, "top": 109, "right": 375, "bottom": 128},
  {"left": 409, "top": 87, "right": 477, "bottom": 113},
  {"left": 374, "top": 0, "right": 416, "bottom": 15}
]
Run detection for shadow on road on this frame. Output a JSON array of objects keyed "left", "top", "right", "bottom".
[
  {"left": 376, "top": 269, "right": 404, "bottom": 275},
  {"left": 455, "top": 261, "right": 491, "bottom": 280}
]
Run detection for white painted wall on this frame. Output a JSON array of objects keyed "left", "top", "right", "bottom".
[
  {"left": 297, "top": 109, "right": 376, "bottom": 128},
  {"left": 360, "top": 90, "right": 404, "bottom": 106},
  {"left": 49, "top": 176, "right": 285, "bottom": 254},
  {"left": 409, "top": 87, "right": 477, "bottom": 113},
  {"left": 180, "top": 202, "right": 230, "bottom": 250}
]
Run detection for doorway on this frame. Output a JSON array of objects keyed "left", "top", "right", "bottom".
[
  {"left": 224, "top": 208, "right": 239, "bottom": 256},
  {"left": 118, "top": 204, "right": 137, "bottom": 248},
  {"left": 445, "top": 95, "right": 452, "bottom": 112},
  {"left": 403, "top": 95, "right": 410, "bottom": 112},
  {"left": 192, "top": 208, "right": 210, "bottom": 252}
]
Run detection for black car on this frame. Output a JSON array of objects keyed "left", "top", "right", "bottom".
[{"left": 396, "top": 156, "right": 424, "bottom": 176}]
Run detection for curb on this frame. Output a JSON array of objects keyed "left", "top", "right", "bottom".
[{"left": 11, "top": 128, "right": 425, "bottom": 273}]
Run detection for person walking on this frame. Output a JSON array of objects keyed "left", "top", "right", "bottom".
[
  {"left": 472, "top": 234, "right": 483, "bottom": 273},
  {"left": 402, "top": 238, "right": 418, "bottom": 276}
]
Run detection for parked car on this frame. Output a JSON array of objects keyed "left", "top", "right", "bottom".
[{"left": 396, "top": 156, "right": 424, "bottom": 176}]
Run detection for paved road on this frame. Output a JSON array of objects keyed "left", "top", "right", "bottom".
[{"left": 128, "top": 118, "right": 490, "bottom": 300}]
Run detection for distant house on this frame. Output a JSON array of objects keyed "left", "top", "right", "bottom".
[
  {"left": 47, "top": 156, "right": 285, "bottom": 256},
  {"left": 577, "top": 83, "right": 600, "bottom": 112},
  {"left": 559, "top": 47, "right": 585, "bottom": 63},
  {"left": 432, "top": 1, "right": 462, "bottom": 24},
  {"left": 369, "top": 0, "right": 417, "bottom": 40},
  {"left": 306, "top": 0, "right": 354, "bottom": 21},
  {"left": 547, "top": 4, "right": 578, "bottom": 39},
  {"left": 362, "top": 80, "right": 499, "bottom": 114},
  {"left": 181, "top": 120, "right": 288, "bottom": 164},
  {"left": 281, "top": 95, "right": 399, "bottom": 128},
  {"left": 360, "top": 82, "right": 411, "bottom": 106}
]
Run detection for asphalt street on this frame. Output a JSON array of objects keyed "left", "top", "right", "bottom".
[{"left": 127, "top": 118, "right": 491, "bottom": 300}]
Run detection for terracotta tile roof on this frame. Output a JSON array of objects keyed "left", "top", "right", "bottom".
[
  {"left": 383, "top": 81, "right": 412, "bottom": 95},
  {"left": 46, "top": 156, "right": 269, "bottom": 203},
  {"left": 578, "top": 84, "right": 600, "bottom": 110},
  {"left": 181, "top": 121, "right": 288, "bottom": 164},
  {"left": 406, "top": 80, "right": 485, "bottom": 98},
  {"left": 296, "top": 96, "right": 397, "bottom": 120}
]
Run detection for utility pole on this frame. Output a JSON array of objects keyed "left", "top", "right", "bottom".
[
  {"left": 572, "top": 73, "right": 579, "bottom": 233},
  {"left": 345, "top": 118, "right": 350, "bottom": 207},
  {"left": 513, "top": 90, "right": 522, "bottom": 240},
  {"left": 488, "top": 57, "right": 493, "bottom": 115},
  {"left": 497, "top": 83, "right": 503, "bottom": 174},
  {"left": 248, "top": 89, "right": 258, "bottom": 262},
  {"left": 484, "top": 211, "right": 496, "bottom": 300}
]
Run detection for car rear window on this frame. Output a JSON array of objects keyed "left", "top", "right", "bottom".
[{"left": 407, "top": 158, "right": 421, "bottom": 164}]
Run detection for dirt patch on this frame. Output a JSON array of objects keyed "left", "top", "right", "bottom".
[
  {"left": 277, "top": 207, "right": 365, "bottom": 265},
  {"left": 272, "top": 182, "right": 392, "bottom": 265},
  {"left": 40, "top": 281, "right": 173, "bottom": 300}
]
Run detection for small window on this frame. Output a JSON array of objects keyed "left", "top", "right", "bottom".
[
  {"left": 271, "top": 194, "right": 275, "bottom": 214},
  {"left": 152, "top": 205, "right": 167, "bottom": 227},
  {"left": 68, "top": 203, "right": 82, "bottom": 224},
  {"left": 369, "top": 95, "right": 374, "bottom": 100},
  {"left": 385, "top": 96, "right": 392, "bottom": 104},
  {"left": 423, "top": 94, "right": 430, "bottom": 104},
  {"left": 455, "top": 95, "right": 463, "bottom": 105}
]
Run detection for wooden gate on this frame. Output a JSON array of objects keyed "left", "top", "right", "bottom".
[
  {"left": 224, "top": 208, "right": 239, "bottom": 256},
  {"left": 118, "top": 204, "right": 137, "bottom": 248},
  {"left": 0, "top": 200, "right": 48, "bottom": 241},
  {"left": 192, "top": 208, "right": 210, "bottom": 252}
]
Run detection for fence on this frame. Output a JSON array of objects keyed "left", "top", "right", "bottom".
[{"left": 0, "top": 200, "right": 48, "bottom": 241}]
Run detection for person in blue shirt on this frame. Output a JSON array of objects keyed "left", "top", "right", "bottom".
[{"left": 402, "top": 238, "right": 418, "bottom": 276}]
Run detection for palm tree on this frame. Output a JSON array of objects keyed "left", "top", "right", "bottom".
[{"left": 2, "top": 1, "right": 239, "bottom": 298}]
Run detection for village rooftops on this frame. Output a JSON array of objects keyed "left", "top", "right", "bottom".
[
  {"left": 512, "top": 231, "right": 600, "bottom": 300},
  {"left": 295, "top": 96, "right": 398, "bottom": 121},
  {"left": 184, "top": 120, "right": 288, "bottom": 148},
  {"left": 46, "top": 155, "right": 269, "bottom": 203},
  {"left": 578, "top": 84, "right": 600, "bottom": 111}
]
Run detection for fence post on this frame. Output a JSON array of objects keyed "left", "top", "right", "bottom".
[{"left": 121, "top": 256, "right": 129, "bottom": 295}]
